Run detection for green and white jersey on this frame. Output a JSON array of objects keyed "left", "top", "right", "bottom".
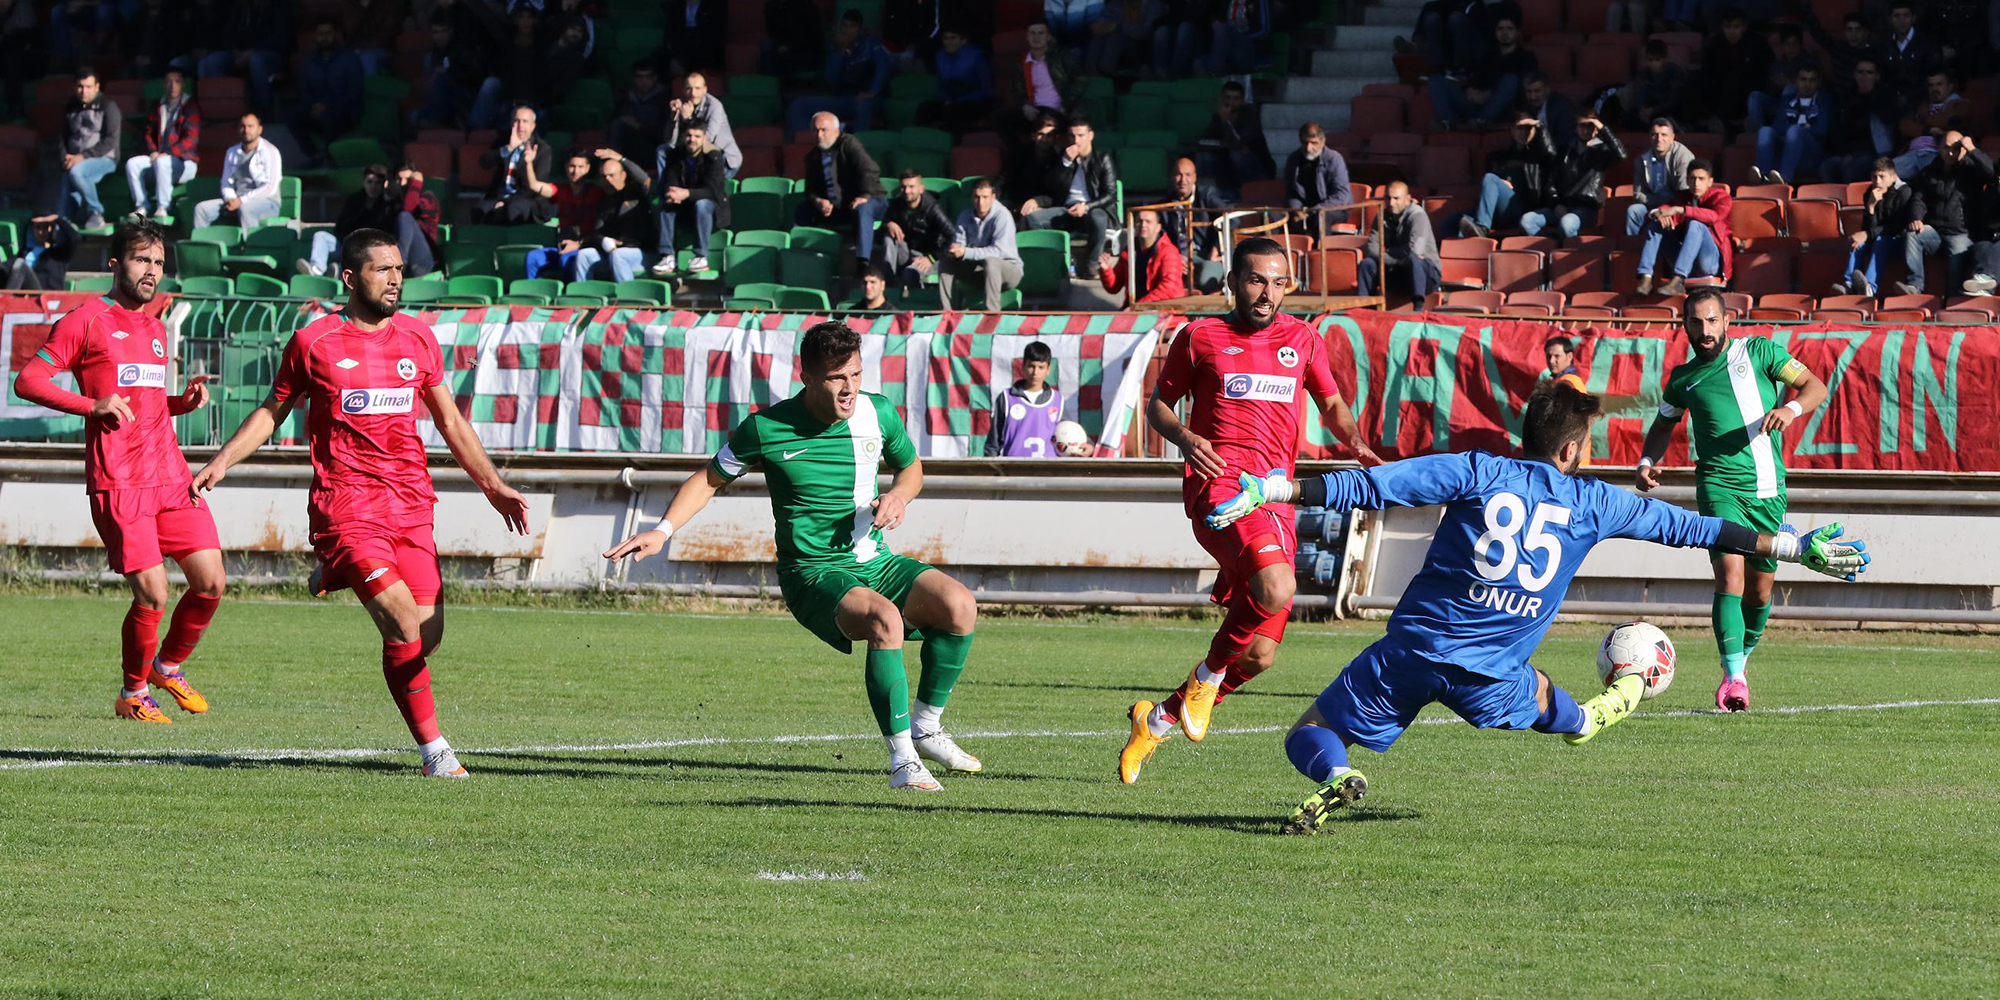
[
  {"left": 710, "top": 391, "right": 918, "bottom": 566},
  {"left": 1658, "top": 335, "right": 1807, "bottom": 500}
]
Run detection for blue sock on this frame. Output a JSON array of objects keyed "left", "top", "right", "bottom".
[
  {"left": 1532, "top": 685, "right": 1587, "bottom": 735},
  {"left": 1285, "top": 726, "right": 1350, "bottom": 783}
]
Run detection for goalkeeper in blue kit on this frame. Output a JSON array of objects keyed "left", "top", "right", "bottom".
[{"left": 1205, "top": 384, "right": 1869, "bottom": 834}]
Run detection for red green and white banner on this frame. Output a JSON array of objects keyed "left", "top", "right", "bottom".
[
  {"left": 1315, "top": 310, "right": 2000, "bottom": 471},
  {"left": 1, "top": 292, "right": 172, "bottom": 439}
]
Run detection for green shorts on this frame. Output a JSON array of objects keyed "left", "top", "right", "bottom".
[
  {"left": 1700, "top": 490, "right": 1787, "bottom": 573},
  {"left": 778, "top": 553, "right": 937, "bottom": 652}
]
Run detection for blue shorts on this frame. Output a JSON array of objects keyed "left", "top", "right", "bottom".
[{"left": 1314, "top": 642, "right": 1543, "bottom": 752}]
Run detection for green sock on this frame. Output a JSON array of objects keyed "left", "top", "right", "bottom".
[
  {"left": 864, "top": 648, "right": 911, "bottom": 736},
  {"left": 1712, "top": 592, "right": 1747, "bottom": 680},
  {"left": 916, "top": 631, "right": 973, "bottom": 708},
  {"left": 1742, "top": 601, "right": 1771, "bottom": 659}
]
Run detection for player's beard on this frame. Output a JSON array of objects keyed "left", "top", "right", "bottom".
[
  {"left": 117, "top": 273, "right": 158, "bottom": 305},
  {"left": 1233, "top": 299, "right": 1277, "bottom": 331},
  {"left": 355, "top": 286, "right": 400, "bottom": 321}
]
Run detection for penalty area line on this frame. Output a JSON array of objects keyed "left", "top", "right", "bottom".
[{"left": 5, "top": 697, "right": 1998, "bottom": 772}]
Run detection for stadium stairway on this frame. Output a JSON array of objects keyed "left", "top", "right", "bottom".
[{"left": 1263, "top": 0, "right": 1414, "bottom": 166}]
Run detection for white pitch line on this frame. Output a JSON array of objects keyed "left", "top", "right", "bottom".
[
  {"left": 755, "top": 871, "right": 867, "bottom": 882},
  {"left": 4, "top": 697, "right": 1997, "bottom": 773}
]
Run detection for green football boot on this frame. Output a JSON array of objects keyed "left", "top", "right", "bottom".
[
  {"left": 1283, "top": 771, "right": 1369, "bottom": 835},
  {"left": 1565, "top": 674, "right": 1646, "bottom": 746}
]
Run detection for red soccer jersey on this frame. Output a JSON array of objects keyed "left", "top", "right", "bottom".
[
  {"left": 1154, "top": 312, "right": 1337, "bottom": 514},
  {"left": 34, "top": 297, "right": 187, "bottom": 491},
  {"left": 270, "top": 311, "right": 445, "bottom": 529}
]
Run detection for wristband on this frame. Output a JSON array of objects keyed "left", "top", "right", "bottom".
[
  {"left": 1771, "top": 531, "right": 1800, "bottom": 562},
  {"left": 1637, "top": 457, "right": 1654, "bottom": 470},
  {"left": 652, "top": 518, "right": 676, "bottom": 538},
  {"left": 1265, "top": 478, "right": 1298, "bottom": 504},
  {"left": 1782, "top": 400, "right": 1802, "bottom": 418}
]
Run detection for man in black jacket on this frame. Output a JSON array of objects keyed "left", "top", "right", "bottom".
[
  {"left": 3, "top": 215, "right": 78, "bottom": 290},
  {"left": 876, "top": 170, "right": 955, "bottom": 295},
  {"left": 1195, "top": 80, "right": 1275, "bottom": 192},
  {"left": 296, "top": 163, "right": 398, "bottom": 277},
  {"left": 1019, "top": 116, "right": 1117, "bottom": 278},
  {"left": 59, "top": 68, "right": 122, "bottom": 230},
  {"left": 1459, "top": 115, "right": 1556, "bottom": 238},
  {"left": 1524, "top": 115, "right": 1625, "bottom": 239},
  {"left": 652, "top": 122, "right": 730, "bottom": 276},
  {"left": 1820, "top": 59, "right": 1900, "bottom": 183},
  {"left": 478, "top": 105, "right": 554, "bottom": 223},
  {"left": 795, "top": 111, "right": 889, "bottom": 264},
  {"left": 1905, "top": 130, "right": 1980, "bottom": 294},
  {"left": 1959, "top": 135, "right": 2000, "bottom": 297},
  {"left": 1428, "top": 15, "right": 1537, "bottom": 128},
  {"left": 1837, "top": 158, "right": 1917, "bottom": 297},
  {"left": 1164, "top": 157, "right": 1234, "bottom": 292}
]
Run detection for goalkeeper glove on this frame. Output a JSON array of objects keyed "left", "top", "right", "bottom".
[
  {"left": 1772, "top": 522, "right": 1870, "bottom": 581},
  {"left": 1205, "top": 469, "right": 1295, "bottom": 530}
]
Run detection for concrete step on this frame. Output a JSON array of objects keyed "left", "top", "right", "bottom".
[
  {"left": 1278, "top": 76, "right": 1372, "bottom": 107},
  {"left": 1328, "top": 24, "right": 1408, "bottom": 51},
  {"left": 1311, "top": 46, "right": 1397, "bottom": 78},
  {"left": 1361, "top": 5, "right": 1420, "bottom": 28}
]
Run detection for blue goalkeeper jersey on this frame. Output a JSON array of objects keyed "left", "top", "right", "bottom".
[{"left": 1318, "top": 452, "right": 1724, "bottom": 678}]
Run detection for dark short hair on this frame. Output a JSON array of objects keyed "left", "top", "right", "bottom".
[
  {"left": 1220, "top": 80, "right": 1246, "bottom": 95},
  {"left": 1776, "top": 24, "right": 1802, "bottom": 42},
  {"left": 1523, "top": 72, "right": 1549, "bottom": 88},
  {"left": 1230, "top": 236, "right": 1287, "bottom": 275},
  {"left": 1687, "top": 158, "right": 1714, "bottom": 176},
  {"left": 632, "top": 58, "right": 658, "bottom": 75},
  {"left": 364, "top": 163, "right": 390, "bottom": 180},
  {"left": 1299, "top": 121, "right": 1325, "bottom": 141},
  {"left": 860, "top": 263, "right": 889, "bottom": 282},
  {"left": 841, "top": 7, "right": 864, "bottom": 25},
  {"left": 398, "top": 157, "right": 419, "bottom": 172},
  {"left": 1521, "top": 383, "right": 1600, "bottom": 458},
  {"left": 340, "top": 228, "right": 399, "bottom": 275},
  {"left": 1492, "top": 15, "right": 1517, "bottom": 29},
  {"left": 1067, "top": 113, "right": 1093, "bottom": 131},
  {"left": 799, "top": 320, "right": 861, "bottom": 372},
  {"left": 1888, "top": 0, "right": 1913, "bottom": 10},
  {"left": 1543, "top": 335, "right": 1573, "bottom": 353},
  {"left": 1684, "top": 285, "right": 1728, "bottom": 317},
  {"left": 1844, "top": 13, "right": 1866, "bottom": 27},
  {"left": 1719, "top": 6, "right": 1747, "bottom": 23},
  {"left": 1649, "top": 116, "right": 1677, "bottom": 133},
  {"left": 971, "top": 177, "right": 996, "bottom": 194},
  {"left": 109, "top": 220, "right": 167, "bottom": 262},
  {"left": 898, "top": 167, "right": 924, "bottom": 181},
  {"left": 1023, "top": 341, "right": 1052, "bottom": 365},
  {"left": 1871, "top": 156, "right": 1897, "bottom": 174},
  {"left": 1855, "top": 57, "right": 1879, "bottom": 73},
  {"left": 1796, "top": 64, "right": 1819, "bottom": 79},
  {"left": 1643, "top": 39, "right": 1667, "bottom": 58},
  {"left": 75, "top": 65, "right": 98, "bottom": 83}
]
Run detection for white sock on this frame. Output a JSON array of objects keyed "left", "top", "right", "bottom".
[
  {"left": 122, "top": 684, "right": 148, "bottom": 698},
  {"left": 418, "top": 736, "right": 451, "bottom": 759},
  {"left": 1146, "top": 703, "right": 1174, "bottom": 738},
  {"left": 154, "top": 656, "right": 181, "bottom": 674},
  {"left": 885, "top": 731, "right": 918, "bottom": 768},
  {"left": 1329, "top": 765, "right": 1352, "bottom": 778},
  {"left": 1195, "top": 661, "right": 1227, "bottom": 687},
  {"left": 911, "top": 700, "right": 944, "bottom": 736}
]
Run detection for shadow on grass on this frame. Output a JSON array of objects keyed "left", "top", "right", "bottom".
[
  {"left": 973, "top": 679, "right": 1314, "bottom": 700},
  {"left": 686, "top": 797, "right": 1422, "bottom": 834},
  {"left": 488, "top": 751, "right": 1090, "bottom": 783}
]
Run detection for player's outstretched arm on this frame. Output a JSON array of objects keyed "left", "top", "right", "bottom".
[
  {"left": 603, "top": 466, "right": 728, "bottom": 562},
  {"left": 191, "top": 392, "right": 292, "bottom": 494},
  {"left": 423, "top": 384, "right": 529, "bottom": 534},
  {"left": 1207, "top": 453, "right": 1481, "bottom": 529},
  {"left": 1762, "top": 522, "right": 1869, "bottom": 582},
  {"left": 1635, "top": 416, "right": 1677, "bottom": 491},
  {"left": 1314, "top": 393, "right": 1382, "bottom": 467}
]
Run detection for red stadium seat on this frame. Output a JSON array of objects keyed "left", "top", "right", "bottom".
[
  {"left": 1872, "top": 309, "right": 1930, "bottom": 322},
  {"left": 1572, "top": 291, "right": 1627, "bottom": 310},
  {"left": 1799, "top": 248, "right": 1850, "bottom": 294},
  {"left": 1788, "top": 200, "right": 1843, "bottom": 241},
  {"left": 1241, "top": 179, "right": 1286, "bottom": 206},
  {"left": 1500, "top": 235, "right": 1557, "bottom": 253},
  {"left": 1748, "top": 307, "right": 1807, "bottom": 321},
  {"left": 735, "top": 125, "right": 785, "bottom": 149},
  {"left": 738, "top": 146, "right": 780, "bottom": 177},
  {"left": 1732, "top": 250, "right": 1796, "bottom": 297},
  {"left": 0, "top": 147, "right": 29, "bottom": 192},
  {"left": 403, "top": 141, "right": 452, "bottom": 181},
  {"left": 1549, "top": 249, "right": 1608, "bottom": 295},
  {"left": 1880, "top": 294, "right": 1941, "bottom": 317},
  {"left": 1487, "top": 249, "right": 1546, "bottom": 294},
  {"left": 1440, "top": 237, "right": 1496, "bottom": 289},
  {"left": 950, "top": 145, "right": 1002, "bottom": 180},
  {"left": 1623, "top": 305, "right": 1679, "bottom": 319},
  {"left": 1505, "top": 290, "right": 1566, "bottom": 314},
  {"left": 1317, "top": 248, "right": 1363, "bottom": 295},
  {"left": 1813, "top": 308, "right": 1870, "bottom": 322},
  {"left": 1563, "top": 305, "right": 1620, "bottom": 318},
  {"left": 1527, "top": 43, "right": 1574, "bottom": 83},
  {"left": 1729, "top": 198, "right": 1785, "bottom": 243},
  {"left": 1720, "top": 292, "right": 1754, "bottom": 317},
  {"left": 1796, "top": 183, "right": 1846, "bottom": 203},
  {"left": 1439, "top": 289, "right": 1504, "bottom": 313},
  {"left": 456, "top": 144, "right": 493, "bottom": 190},
  {"left": 1843, "top": 181, "right": 1870, "bottom": 205},
  {"left": 1417, "top": 146, "right": 1474, "bottom": 188},
  {"left": 1350, "top": 95, "right": 1407, "bottom": 135},
  {"left": 1734, "top": 183, "right": 1792, "bottom": 201},
  {"left": 1576, "top": 43, "right": 1634, "bottom": 89},
  {"left": 1819, "top": 294, "right": 1876, "bottom": 313}
]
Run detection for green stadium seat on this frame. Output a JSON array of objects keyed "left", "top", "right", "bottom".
[
  {"left": 1017, "top": 230, "right": 1073, "bottom": 296},
  {"left": 612, "top": 278, "right": 672, "bottom": 305},
  {"left": 1125, "top": 130, "right": 1177, "bottom": 148},
  {"left": 889, "top": 75, "right": 939, "bottom": 101},
  {"left": 900, "top": 127, "right": 951, "bottom": 153},
  {"left": 447, "top": 275, "right": 504, "bottom": 301},
  {"left": 494, "top": 244, "right": 541, "bottom": 280},
  {"left": 287, "top": 274, "right": 340, "bottom": 298},
  {"left": 1131, "top": 80, "right": 1174, "bottom": 98},
  {"left": 234, "top": 273, "right": 287, "bottom": 297},
  {"left": 731, "top": 282, "right": 786, "bottom": 305},
  {"left": 511, "top": 278, "right": 564, "bottom": 299},
  {"left": 733, "top": 189, "right": 789, "bottom": 231},
  {"left": 722, "top": 245, "right": 780, "bottom": 289},
  {"left": 180, "top": 276, "right": 235, "bottom": 296},
  {"left": 790, "top": 226, "right": 840, "bottom": 255},
  {"left": 175, "top": 242, "right": 228, "bottom": 279},
  {"left": 779, "top": 248, "right": 834, "bottom": 291},
  {"left": 221, "top": 343, "right": 274, "bottom": 390},
  {"left": 732, "top": 229, "right": 790, "bottom": 250},
  {"left": 279, "top": 176, "right": 302, "bottom": 220},
  {"left": 892, "top": 149, "right": 948, "bottom": 177},
  {"left": 729, "top": 75, "right": 780, "bottom": 99},
  {"left": 65, "top": 275, "right": 113, "bottom": 292},
  {"left": 495, "top": 293, "right": 549, "bottom": 305},
  {"left": 775, "top": 286, "right": 831, "bottom": 311},
  {"left": 565, "top": 279, "right": 619, "bottom": 299},
  {"left": 552, "top": 294, "right": 607, "bottom": 307},
  {"left": 722, "top": 296, "right": 775, "bottom": 312},
  {"left": 189, "top": 225, "right": 242, "bottom": 248},
  {"left": 400, "top": 275, "right": 446, "bottom": 302},
  {"left": 329, "top": 136, "right": 390, "bottom": 168},
  {"left": 1118, "top": 147, "right": 1175, "bottom": 197},
  {"left": 456, "top": 224, "right": 512, "bottom": 244}
]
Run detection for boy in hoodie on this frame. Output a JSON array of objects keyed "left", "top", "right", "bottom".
[
  {"left": 1637, "top": 159, "right": 1731, "bottom": 297},
  {"left": 1836, "top": 158, "right": 1917, "bottom": 297}
]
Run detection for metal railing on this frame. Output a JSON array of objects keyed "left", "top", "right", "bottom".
[{"left": 1109, "top": 197, "right": 1390, "bottom": 308}]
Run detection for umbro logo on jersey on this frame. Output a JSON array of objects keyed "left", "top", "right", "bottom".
[
  {"left": 1222, "top": 373, "right": 1298, "bottom": 402},
  {"left": 340, "top": 387, "right": 416, "bottom": 414},
  {"left": 1277, "top": 346, "right": 1299, "bottom": 368},
  {"left": 111, "top": 329, "right": 129, "bottom": 340},
  {"left": 336, "top": 358, "right": 359, "bottom": 370},
  {"left": 1257, "top": 544, "right": 1282, "bottom": 553},
  {"left": 116, "top": 363, "right": 167, "bottom": 388},
  {"left": 364, "top": 567, "right": 390, "bottom": 583},
  {"left": 781, "top": 448, "right": 807, "bottom": 459},
  {"left": 1221, "top": 345, "right": 1245, "bottom": 355}
]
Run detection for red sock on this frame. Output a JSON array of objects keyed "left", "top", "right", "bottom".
[
  {"left": 158, "top": 592, "right": 220, "bottom": 667},
  {"left": 120, "top": 603, "right": 164, "bottom": 691},
  {"left": 1205, "top": 594, "right": 1279, "bottom": 676},
  {"left": 1214, "top": 658, "right": 1271, "bottom": 708},
  {"left": 382, "top": 641, "right": 441, "bottom": 743}
]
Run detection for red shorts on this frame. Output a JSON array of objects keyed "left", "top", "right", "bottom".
[
  {"left": 89, "top": 485, "right": 221, "bottom": 575},
  {"left": 312, "top": 518, "right": 441, "bottom": 605},
  {"left": 1190, "top": 502, "right": 1298, "bottom": 642}
]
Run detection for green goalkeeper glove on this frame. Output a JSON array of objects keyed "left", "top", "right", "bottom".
[
  {"left": 1774, "top": 522, "right": 1871, "bottom": 582},
  {"left": 1205, "top": 469, "right": 1295, "bottom": 530}
]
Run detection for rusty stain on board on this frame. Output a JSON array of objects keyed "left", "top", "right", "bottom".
[{"left": 673, "top": 527, "right": 779, "bottom": 563}]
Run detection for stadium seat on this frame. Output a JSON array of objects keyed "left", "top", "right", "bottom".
[
  {"left": 722, "top": 245, "right": 780, "bottom": 289},
  {"left": 287, "top": 274, "right": 340, "bottom": 299},
  {"left": 1487, "top": 250, "right": 1545, "bottom": 294},
  {"left": 447, "top": 276, "right": 505, "bottom": 301},
  {"left": 1017, "top": 229, "right": 1072, "bottom": 297},
  {"left": 1417, "top": 146, "right": 1474, "bottom": 188},
  {"left": 1499, "top": 236, "right": 1557, "bottom": 254},
  {"left": 1748, "top": 307, "right": 1806, "bottom": 320},
  {"left": 1349, "top": 95, "right": 1406, "bottom": 134},
  {"left": 494, "top": 293, "right": 549, "bottom": 305},
  {"left": 175, "top": 241, "right": 228, "bottom": 279},
  {"left": 1820, "top": 294, "right": 1876, "bottom": 313},
  {"left": 1795, "top": 183, "right": 1846, "bottom": 203},
  {"left": 400, "top": 276, "right": 447, "bottom": 303},
  {"left": 1813, "top": 308, "right": 1869, "bottom": 322},
  {"left": 1937, "top": 307, "right": 1997, "bottom": 324},
  {"left": 1880, "top": 294, "right": 1940, "bottom": 318},
  {"left": 552, "top": 294, "right": 607, "bottom": 307},
  {"left": 780, "top": 249, "right": 835, "bottom": 291},
  {"left": 1563, "top": 305, "right": 1619, "bottom": 318},
  {"left": 494, "top": 245, "right": 541, "bottom": 281},
  {"left": 1622, "top": 305, "right": 1678, "bottom": 319},
  {"left": 1504, "top": 290, "right": 1565, "bottom": 314},
  {"left": 180, "top": 275, "right": 235, "bottom": 296},
  {"left": 1548, "top": 249, "right": 1608, "bottom": 295},
  {"left": 1572, "top": 291, "right": 1627, "bottom": 310},
  {"left": 1437, "top": 289, "right": 1502, "bottom": 314},
  {"left": 566, "top": 280, "right": 620, "bottom": 300},
  {"left": 1757, "top": 293, "right": 1815, "bottom": 314},
  {"left": 1720, "top": 292, "right": 1754, "bottom": 317},
  {"left": 1870, "top": 309, "right": 1927, "bottom": 322},
  {"left": 1440, "top": 237, "right": 1495, "bottom": 289},
  {"left": 190, "top": 225, "right": 243, "bottom": 248},
  {"left": 1788, "top": 200, "right": 1843, "bottom": 242},
  {"left": 1732, "top": 250, "right": 1796, "bottom": 297},
  {"left": 1576, "top": 43, "right": 1633, "bottom": 88},
  {"left": 510, "top": 278, "right": 564, "bottom": 300},
  {"left": 775, "top": 286, "right": 833, "bottom": 311},
  {"left": 1734, "top": 183, "right": 1792, "bottom": 201},
  {"left": 1729, "top": 199, "right": 1785, "bottom": 243}
]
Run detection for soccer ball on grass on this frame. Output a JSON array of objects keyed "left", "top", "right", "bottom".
[{"left": 1596, "top": 621, "right": 1676, "bottom": 700}]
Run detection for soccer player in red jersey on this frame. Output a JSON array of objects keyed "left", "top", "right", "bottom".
[
  {"left": 13, "top": 222, "right": 224, "bottom": 723},
  {"left": 193, "top": 229, "right": 529, "bottom": 777},
  {"left": 1120, "top": 236, "right": 1383, "bottom": 783}
]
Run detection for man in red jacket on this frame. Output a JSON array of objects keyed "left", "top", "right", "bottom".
[
  {"left": 1099, "top": 208, "right": 1187, "bottom": 304},
  {"left": 1636, "top": 159, "right": 1732, "bottom": 297},
  {"left": 122, "top": 68, "right": 200, "bottom": 221}
]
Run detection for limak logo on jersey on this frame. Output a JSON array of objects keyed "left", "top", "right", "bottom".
[
  {"left": 340, "top": 387, "right": 417, "bottom": 414},
  {"left": 1221, "top": 373, "right": 1297, "bottom": 402},
  {"left": 116, "top": 363, "right": 167, "bottom": 388}
]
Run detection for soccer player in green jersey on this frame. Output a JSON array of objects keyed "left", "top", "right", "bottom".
[
  {"left": 603, "top": 322, "right": 982, "bottom": 790},
  {"left": 1636, "top": 287, "right": 1828, "bottom": 711}
]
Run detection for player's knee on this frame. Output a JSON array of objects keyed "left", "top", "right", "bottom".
[
  {"left": 1241, "top": 636, "right": 1280, "bottom": 673},
  {"left": 190, "top": 574, "right": 226, "bottom": 600},
  {"left": 132, "top": 577, "right": 170, "bottom": 610},
  {"left": 386, "top": 611, "right": 425, "bottom": 646},
  {"left": 1250, "top": 569, "right": 1295, "bottom": 611},
  {"left": 419, "top": 634, "right": 444, "bottom": 657},
  {"left": 942, "top": 585, "right": 978, "bottom": 633},
  {"left": 855, "top": 598, "right": 904, "bottom": 643}
]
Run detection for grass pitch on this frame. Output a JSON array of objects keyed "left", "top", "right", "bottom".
[{"left": 2, "top": 592, "right": 1997, "bottom": 1000}]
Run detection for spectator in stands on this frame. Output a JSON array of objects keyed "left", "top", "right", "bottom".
[
  {"left": 1044, "top": 0, "right": 1104, "bottom": 49},
  {"left": 1356, "top": 181, "right": 1440, "bottom": 299},
  {"left": 1164, "top": 157, "right": 1233, "bottom": 291},
  {"left": 1200, "top": 0, "right": 1268, "bottom": 75},
  {"left": 985, "top": 340, "right": 1062, "bottom": 457},
  {"left": 1822, "top": 59, "right": 1898, "bottom": 183},
  {"left": 416, "top": 15, "right": 504, "bottom": 131},
  {"left": 1635, "top": 158, "right": 1731, "bottom": 297},
  {"left": 1004, "top": 111, "right": 1063, "bottom": 205},
  {"left": 877, "top": 169, "right": 955, "bottom": 295},
  {"left": 3, "top": 216, "right": 79, "bottom": 291},
  {"left": 843, "top": 264, "right": 894, "bottom": 310},
  {"left": 1517, "top": 73, "right": 1577, "bottom": 141},
  {"left": 1087, "top": 0, "right": 1160, "bottom": 75},
  {"left": 1895, "top": 69, "right": 1970, "bottom": 180},
  {"left": 392, "top": 160, "right": 442, "bottom": 279},
  {"left": 1020, "top": 116, "right": 1118, "bottom": 277},
  {"left": 1459, "top": 116, "right": 1555, "bottom": 239},
  {"left": 191, "top": 113, "right": 282, "bottom": 231},
  {"left": 1542, "top": 336, "right": 1585, "bottom": 390},
  {"left": 922, "top": 27, "right": 996, "bottom": 138},
  {"left": 1697, "top": 8, "right": 1771, "bottom": 133},
  {"left": 1749, "top": 65, "right": 1829, "bottom": 186},
  {"left": 499, "top": 9, "right": 547, "bottom": 112},
  {"left": 652, "top": 122, "right": 729, "bottom": 276},
  {"left": 124, "top": 0, "right": 188, "bottom": 80},
  {"left": 297, "top": 164, "right": 397, "bottom": 278},
  {"left": 1748, "top": 25, "right": 1819, "bottom": 127},
  {"left": 787, "top": 8, "right": 894, "bottom": 133},
  {"left": 609, "top": 60, "right": 671, "bottom": 158},
  {"left": 59, "top": 68, "right": 121, "bottom": 231},
  {"left": 1429, "top": 14, "right": 1535, "bottom": 129},
  {"left": 1907, "top": 130, "right": 1982, "bottom": 293},
  {"left": 1529, "top": 114, "right": 1624, "bottom": 239},
  {"left": 479, "top": 105, "right": 556, "bottom": 224},
  {"left": 543, "top": 6, "right": 597, "bottom": 104},
  {"left": 664, "top": 72, "right": 742, "bottom": 179},
  {"left": 1404, "top": 0, "right": 1492, "bottom": 75},
  {"left": 572, "top": 150, "right": 653, "bottom": 283},
  {"left": 760, "top": 0, "right": 826, "bottom": 78},
  {"left": 1837, "top": 158, "right": 1916, "bottom": 296},
  {"left": 1879, "top": 0, "right": 1939, "bottom": 104},
  {"left": 342, "top": 0, "right": 405, "bottom": 76},
  {"left": 1626, "top": 117, "right": 1692, "bottom": 236},
  {"left": 884, "top": 0, "right": 945, "bottom": 65},
  {"left": 1006, "top": 21, "right": 1084, "bottom": 139},
  {"left": 1283, "top": 122, "right": 1351, "bottom": 234},
  {"left": 290, "top": 21, "right": 365, "bottom": 169},
  {"left": 1801, "top": 8, "right": 1877, "bottom": 101},
  {"left": 122, "top": 68, "right": 199, "bottom": 222},
  {"left": 1960, "top": 138, "right": 2000, "bottom": 297},
  {"left": 525, "top": 152, "right": 603, "bottom": 279},
  {"left": 1100, "top": 208, "right": 1185, "bottom": 304},
  {"left": 1152, "top": 0, "right": 1206, "bottom": 78},
  {"left": 662, "top": 0, "right": 726, "bottom": 77},
  {"left": 796, "top": 112, "right": 890, "bottom": 265},
  {"left": 1196, "top": 80, "right": 1275, "bottom": 193},
  {"left": 942, "top": 178, "right": 1024, "bottom": 311},
  {"left": 197, "top": 0, "right": 287, "bottom": 113},
  {"left": 1616, "top": 40, "right": 1689, "bottom": 132}
]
